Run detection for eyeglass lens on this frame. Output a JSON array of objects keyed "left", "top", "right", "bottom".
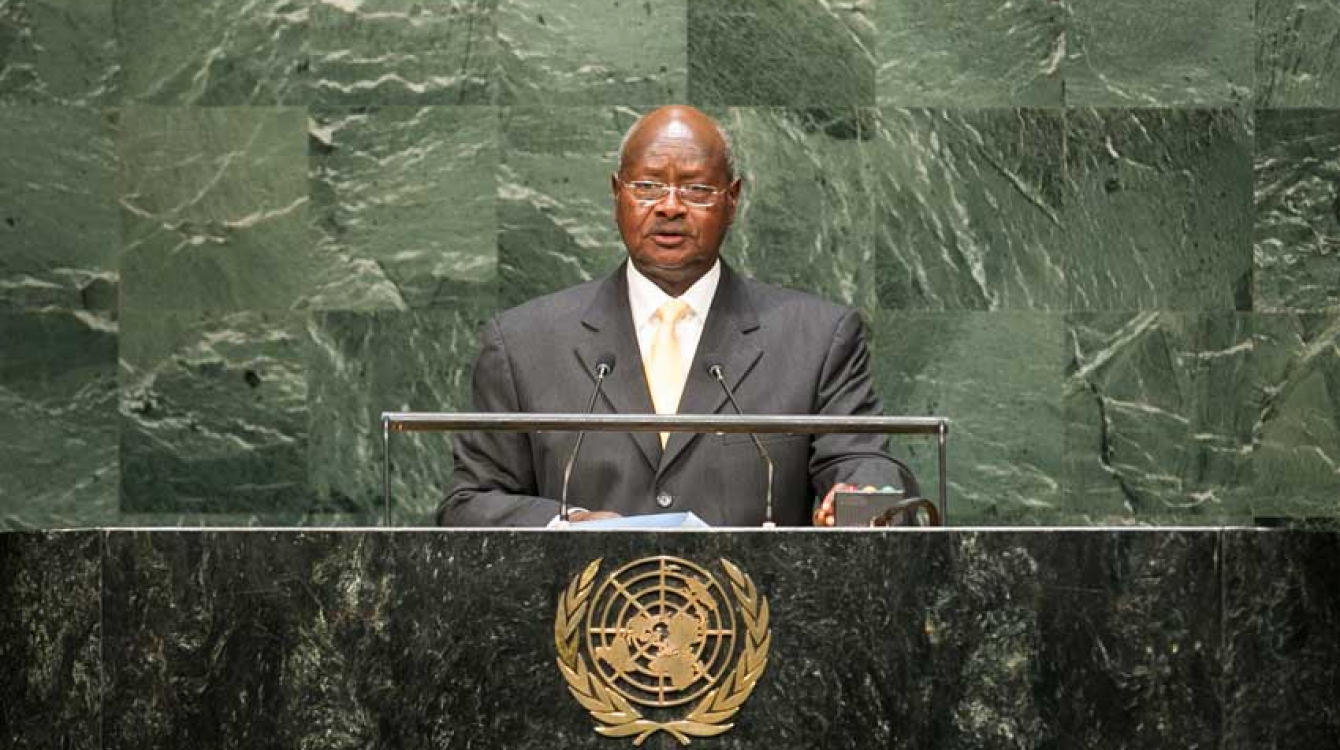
[{"left": 626, "top": 181, "right": 722, "bottom": 207}]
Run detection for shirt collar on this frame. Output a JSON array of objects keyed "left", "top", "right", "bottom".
[{"left": 626, "top": 259, "right": 721, "bottom": 326}]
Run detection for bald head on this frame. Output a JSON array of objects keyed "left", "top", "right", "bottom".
[{"left": 617, "top": 106, "right": 736, "bottom": 180}]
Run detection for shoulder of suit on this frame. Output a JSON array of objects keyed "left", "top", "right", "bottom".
[{"left": 737, "top": 275, "right": 856, "bottom": 325}]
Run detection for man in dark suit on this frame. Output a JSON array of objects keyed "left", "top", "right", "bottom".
[{"left": 438, "top": 106, "right": 913, "bottom": 527}]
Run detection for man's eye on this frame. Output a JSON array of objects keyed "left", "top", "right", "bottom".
[
  {"left": 681, "top": 185, "right": 717, "bottom": 200},
  {"left": 629, "top": 182, "right": 665, "bottom": 191}
]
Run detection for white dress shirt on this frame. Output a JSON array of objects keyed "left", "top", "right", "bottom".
[{"left": 626, "top": 259, "right": 722, "bottom": 386}]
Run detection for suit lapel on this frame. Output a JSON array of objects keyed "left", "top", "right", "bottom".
[
  {"left": 658, "top": 264, "right": 762, "bottom": 476},
  {"left": 574, "top": 265, "right": 660, "bottom": 470}
]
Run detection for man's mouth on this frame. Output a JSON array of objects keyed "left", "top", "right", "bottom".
[{"left": 650, "top": 228, "right": 689, "bottom": 246}]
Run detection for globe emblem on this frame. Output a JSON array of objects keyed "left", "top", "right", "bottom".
[{"left": 584, "top": 556, "right": 738, "bottom": 707}]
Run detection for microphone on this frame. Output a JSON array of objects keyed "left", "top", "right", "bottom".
[
  {"left": 559, "top": 352, "right": 616, "bottom": 524},
  {"left": 702, "top": 354, "right": 776, "bottom": 528}
]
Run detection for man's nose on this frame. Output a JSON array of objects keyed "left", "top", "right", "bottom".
[{"left": 655, "top": 188, "right": 688, "bottom": 218}]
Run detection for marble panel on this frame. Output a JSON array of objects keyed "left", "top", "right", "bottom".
[
  {"left": 722, "top": 107, "right": 876, "bottom": 311},
  {"left": 1254, "top": 109, "right": 1340, "bottom": 312},
  {"left": 0, "top": 0, "right": 119, "bottom": 105},
  {"left": 927, "top": 531, "right": 1221, "bottom": 750},
  {"left": 496, "top": 0, "right": 686, "bottom": 104},
  {"left": 1064, "top": 313, "right": 1252, "bottom": 523},
  {"left": 870, "top": 108, "right": 1068, "bottom": 310},
  {"left": 307, "top": 0, "right": 498, "bottom": 105},
  {"left": 1256, "top": 0, "right": 1340, "bottom": 107},
  {"left": 1223, "top": 529, "right": 1340, "bottom": 749},
  {"left": 497, "top": 105, "right": 633, "bottom": 309},
  {"left": 1062, "top": 108, "right": 1253, "bottom": 312},
  {"left": 876, "top": 0, "right": 1064, "bottom": 107},
  {"left": 118, "top": 106, "right": 317, "bottom": 313},
  {"left": 306, "top": 308, "right": 492, "bottom": 524},
  {"left": 308, "top": 105, "right": 499, "bottom": 310},
  {"left": 101, "top": 531, "right": 328, "bottom": 749},
  {"left": 114, "top": 0, "right": 307, "bottom": 105},
  {"left": 687, "top": 0, "right": 875, "bottom": 107},
  {"left": 871, "top": 312, "right": 1067, "bottom": 524},
  {"left": 119, "top": 310, "right": 310, "bottom": 514},
  {"left": 1064, "top": 0, "right": 1253, "bottom": 106},
  {"left": 0, "top": 312, "right": 118, "bottom": 529},
  {"left": 0, "top": 531, "right": 100, "bottom": 749},
  {"left": 1062, "top": 312, "right": 1340, "bottom": 524},
  {"left": 97, "top": 529, "right": 1221, "bottom": 749},
  {"left": 0, "top": 105, "right": 119, "bottom": 314},
  {"left": 1246, "top": 314, "right": 1340, "bottom": 520},
  {"left": 0, "top": 530, "right": 100, "bottom": 744}
]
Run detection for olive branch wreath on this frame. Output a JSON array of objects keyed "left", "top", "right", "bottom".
[{"left": 554, "top": 558, "right": 772, "bottom": 746}]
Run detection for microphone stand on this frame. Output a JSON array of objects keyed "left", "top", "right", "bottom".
[
  {"left": 559, "top": 360, "right": 613, "bottom": 525},
  {"left": 707, "top": 363, "right": 776, "bottom": 528}
]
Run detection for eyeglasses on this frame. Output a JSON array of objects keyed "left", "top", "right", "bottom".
[{"left": 616, "top": 177, "right": 729, "bottom": 208}]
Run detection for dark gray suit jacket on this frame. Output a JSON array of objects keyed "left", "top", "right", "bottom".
[{"left": 437, "top": 262, "right": 914, "bottom": 527}]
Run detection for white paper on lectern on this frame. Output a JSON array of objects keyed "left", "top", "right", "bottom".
[{"left": 568, "top": 511, "right": 710, "bottom": 530}]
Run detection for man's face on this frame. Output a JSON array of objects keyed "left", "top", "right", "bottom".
[{"left": 613, "top": 115, "right": 741, "bottom": 296}]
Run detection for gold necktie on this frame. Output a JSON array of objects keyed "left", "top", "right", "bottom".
[{"left": 644, "top": 298, "right": 691, "bottom": 447}]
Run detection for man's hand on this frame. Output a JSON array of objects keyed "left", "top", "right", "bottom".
[
  {"left": 569, "top": 510, "right": 623, "bottom": 523},
  {"left": 812, "top": 483, "right": 858, "bottom": 527}
]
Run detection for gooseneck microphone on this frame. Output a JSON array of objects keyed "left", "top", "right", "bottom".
[
  {"left": 702, "top": 354, "right": 776, "bottom": 528},
  {"left": 560, "top": 352, "right": 616, "bottom": 524}
]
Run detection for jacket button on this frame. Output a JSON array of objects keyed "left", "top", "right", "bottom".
[{"left": 656, "top": 492, "right": 673, "bottom": 508}]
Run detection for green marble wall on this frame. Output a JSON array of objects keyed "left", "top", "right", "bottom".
[{"left": 2, "top": 0, "right": 1337, "bottom": 527}]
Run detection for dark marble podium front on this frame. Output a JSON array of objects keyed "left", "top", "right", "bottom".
[{"left": 2, "top": 528, "right": 1337, "bottom": 750}]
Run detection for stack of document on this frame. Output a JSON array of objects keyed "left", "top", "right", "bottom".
[{"left": 569, "top": 511, "right": 710, "bottom": 529}]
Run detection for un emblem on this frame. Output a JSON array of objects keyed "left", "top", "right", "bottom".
[{"left": 555, "top": 556, "right": 771, "bottom": 745}]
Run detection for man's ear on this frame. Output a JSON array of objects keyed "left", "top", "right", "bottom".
[
  {"left": 725, "top": 176, "right": 743, "bottom": 224},
  {"left": 611, "top": 172, "right": 621, "bottom": 198}
]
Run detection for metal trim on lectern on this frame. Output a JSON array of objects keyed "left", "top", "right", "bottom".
[{"left": 378, "top": 412, "right": 949, "bottom": 528}]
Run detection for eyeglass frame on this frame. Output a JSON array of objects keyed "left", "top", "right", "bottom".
[{"left": 614, "top": 175, "right": 735, "bottom": 208}]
